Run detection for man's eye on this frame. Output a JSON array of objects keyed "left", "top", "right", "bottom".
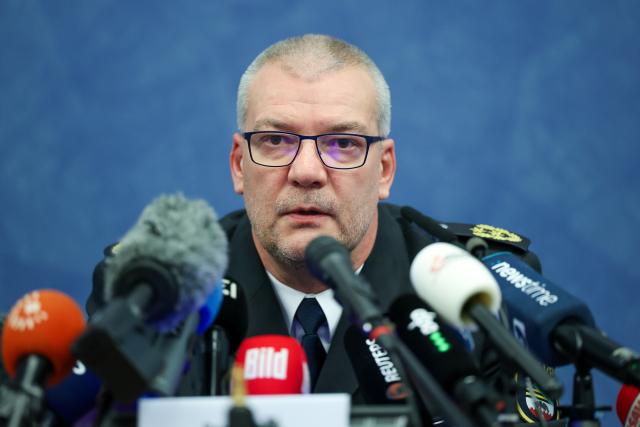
[
  {"left": 335, "top": 138, "right": 354, "bottom": 149},
  {"left": 325, "top": 137, "right": 358, "bottom": 149},
  {"left": 258, "top": 134, "right": 297, "bottom": 146},
  {"left": 261, "top": 135, "right": 283, "bottom": 145}
]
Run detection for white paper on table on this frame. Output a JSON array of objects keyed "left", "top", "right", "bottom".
[{"left": 138, "top": 393, "right": 351, "bottom": 427}]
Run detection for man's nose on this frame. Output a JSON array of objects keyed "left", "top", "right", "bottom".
[{"left": 287, "top": 139, "right": 328, "bottom": 188}]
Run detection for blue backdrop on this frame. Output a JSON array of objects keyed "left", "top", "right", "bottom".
[{"left": 1, "top": 1, "right": 638, "bottom": 424}]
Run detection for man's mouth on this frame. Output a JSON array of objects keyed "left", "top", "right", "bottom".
[
  {"left": 285, "top": 206, "right": 330, "bottom": 222},
  {"left": 284, "top": 206, "right": 331, "bottom": 218}
]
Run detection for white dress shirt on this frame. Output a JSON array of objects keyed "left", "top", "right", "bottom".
[{"left": 266, "top": 271, "right": 343, "bottom": 352}]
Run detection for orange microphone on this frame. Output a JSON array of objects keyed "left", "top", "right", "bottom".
[
  {"left": 234, "top": 335, "right": 310, "bottom": 395},
  {"left": 1, "top": 289, "right": 85, "bottom": 426}
]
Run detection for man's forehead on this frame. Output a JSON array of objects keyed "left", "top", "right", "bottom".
[
  {"left": 250, "top": 61, "right": 374, "bottom": 96},
  {"left": 263, "top": 52, "right": 364, "bottom": 80},
  {"left": 245, "top": 62, "right": 378, "bottom": 131}
]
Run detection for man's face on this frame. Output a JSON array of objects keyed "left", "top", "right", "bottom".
[{"left": 230, "top": 62, "right": 396, "bottom": 266}]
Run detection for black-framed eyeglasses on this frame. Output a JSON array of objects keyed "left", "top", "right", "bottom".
[{"left": 243, "top": 131, "right": 385, "bottom": 169}]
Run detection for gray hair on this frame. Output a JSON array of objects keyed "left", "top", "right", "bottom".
[{"left": 236, "top": 34, "right": 391, "bottom": 137}]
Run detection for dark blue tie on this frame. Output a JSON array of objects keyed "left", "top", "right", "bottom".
[{"left": 294, "top": 298, "right": 327, "bottom": 389}]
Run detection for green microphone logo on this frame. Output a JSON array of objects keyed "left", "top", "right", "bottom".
[
  {"left": 408, "top": 308, "right": 452, "bottom": 353},
  {"left": 429, "top": 331, "right": 451, "bottom": 352}
]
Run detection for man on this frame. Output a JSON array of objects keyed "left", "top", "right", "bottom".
[{"left": 226, "top": 34, "right": 398, "bottom": 391}]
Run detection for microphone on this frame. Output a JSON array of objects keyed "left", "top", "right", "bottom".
[
  {"left": 233, "top": 335, "right": 310, "bottom": 395},
  {"left": 2, "top": 290, "right": 86, "bottom": 386},
  {"left": 410, "top": 242, "right": 563, "bottom": 398},
  {"left": 617, "top": 384, "right": 640, "bottom": 427},
  {"left": 196, "top": 280, "right": 225, "bottom": 335},
  {"left": 73, "top": 193, "right": 229, "bottom": 402},
  {"left": 101, "top": 192, "right": 228, "bottom": 331},
  {"left": 305, "top": 236, "right": 387, "bottom": 333},
  {"left": 1, "top": 289, "right": 86, "bottom": 427},
  {"left": 343, "top": 325, "right": 409, "bottom": 404},
  {"left": 200, "top": 277, "right": 248, "bottom": 396},
  {"left": 39, "top": 287, "right": 223, "bottom": 426},
  {"left": 482, "top": 250, "right": 640, "bottom": 386},
  {"left": 44, "top": 360, "right": 101, "bottom": 426},
  {"left": 400, "top": 206, "right": 460, "bottom": 244},
  {"left": 388, "top": 294, "right": 504, "bottom": 426}
]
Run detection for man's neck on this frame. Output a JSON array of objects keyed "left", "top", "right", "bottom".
[
  {"left": 252, "top": 240, "right": 330, "bottom": 293},
  {"left": 265, "top": 261, "right": 327, "bottom": 294}
]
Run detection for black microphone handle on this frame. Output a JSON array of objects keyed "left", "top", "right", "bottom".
[
  {"left": 150, "top": 309, "right": 200, "bottom": 396},
  {"left": 377, "top": 334, "right": 479, "bottom": 427},
  {"left": 208, "top": 326, "right": 231, "bottom": 396},
  {"left": 8, "top": 392, "right": 32, "bottom": 427},
  {"left": 400, "top": 206, "right": 459, "bottom": 244},
  {"left": 452, "top": 375, "right": 502, "bottom": 427},
  {"left": 318, "top": 252, "right": 384, "bottom": 325},
  {"left": 466, "top": 303, "right": 563, "bottom": 399},
  {"left": 227, "top": 406, "right": 260, "bottom": 427},
  {"left": 359, "top": 333, "right": 424, "bottom": 427},
  {"left": 553, "top": 322, "right": 640, "bottom": 387}
]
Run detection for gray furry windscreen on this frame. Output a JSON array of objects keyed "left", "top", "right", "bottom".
[{"left": 103, "top": 193, "right": 228, "bottom": 330}]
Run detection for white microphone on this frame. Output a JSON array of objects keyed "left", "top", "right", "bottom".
[{"left": 410, "top": 242, "right": 501, "bottom": 330}]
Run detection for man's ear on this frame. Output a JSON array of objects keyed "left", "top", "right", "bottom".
[
  {"left": 378, "top": 139, "right": 396, "bottom": 200},
  {"left": 230, "top": 133, "right": 245, "bottom": 195}
]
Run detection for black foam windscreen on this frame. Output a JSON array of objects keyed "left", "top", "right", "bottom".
[
  {"left": 102, "top": 193, "right": 229, "bottom": 331},
  {"left": 387, "top": 294, "right": 479, "bottom": 392}
]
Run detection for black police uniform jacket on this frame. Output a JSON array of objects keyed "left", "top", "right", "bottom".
[{"left": 172, "top": 202, "right": 539, "bottom": 399}]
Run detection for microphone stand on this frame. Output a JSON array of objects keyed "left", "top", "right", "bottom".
[
  {"left": 557, "top": 361, "right": 610, "bottom": 427},
  {"left": 226, "top": 366, "right": 277, "bottom": 427},
  {"left": 0, "top": 355, "right": 58, "bottom": 427}
]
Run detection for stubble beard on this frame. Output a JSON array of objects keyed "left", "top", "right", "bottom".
[{"left": 246, "top": 191, "right": 376, "bottom": 270}]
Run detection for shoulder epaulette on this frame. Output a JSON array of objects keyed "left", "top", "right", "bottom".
[{"left": 442, "top": 222, "right": 531, "bottom": 253}]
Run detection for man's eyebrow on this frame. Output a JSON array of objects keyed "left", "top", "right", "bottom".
[
  {"left": 251, "top": 119, "right": 371, "bottom": 134},
  {"left": 326, "top": 121, "right": 369, "bottom": 134},
  {"left": 252, "top": 118, "right": 291, "bottom": 131}
]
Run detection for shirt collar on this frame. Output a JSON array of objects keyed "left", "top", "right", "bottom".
[{"left": 266, "top": 271, "right": 344, "bottom": 341}]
